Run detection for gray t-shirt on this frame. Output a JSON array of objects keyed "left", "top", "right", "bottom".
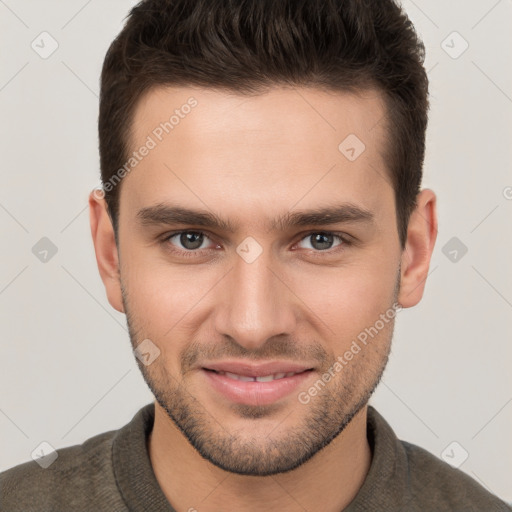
[{"left": 1, "top": 403, "right": 510, "bottom": 511}]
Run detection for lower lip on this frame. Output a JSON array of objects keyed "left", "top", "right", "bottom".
[{"left": 201, "top": 369, "right": 313, "bottom": 406}]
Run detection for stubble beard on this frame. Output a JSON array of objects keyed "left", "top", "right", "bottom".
[{"left": 122, "top": 275, "right": 399, "bottom": 476}]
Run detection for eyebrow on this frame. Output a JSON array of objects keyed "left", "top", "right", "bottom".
[{"left": 136, "top": 202, "right": 375, "bottom": 233}]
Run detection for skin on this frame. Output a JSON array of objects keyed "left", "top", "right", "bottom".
[{"left": 89, "top": 85, "right": 437, "bottom": 512}]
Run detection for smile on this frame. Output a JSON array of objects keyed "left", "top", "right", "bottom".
[
  {"left": 213, "top": 370, "right": 302, "bottom": 382},
  {"left": 202, "top": 367, "right": 314, "bottom": 406}
]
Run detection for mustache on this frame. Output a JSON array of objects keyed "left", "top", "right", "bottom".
[{"left": 180, "top": 337, "right": 330, "bottom": 374}]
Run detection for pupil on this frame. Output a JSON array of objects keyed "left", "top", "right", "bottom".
[
  {"left": 181, "top": 232, "right": 203, "bottom": 250},
  {"left": 312, "top": 233, "right": 332, "bottom": 250}
]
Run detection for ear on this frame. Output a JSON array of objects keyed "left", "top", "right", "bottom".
[
  {"left": 88, "top": 189, "right": 125, "bottom": 313},
  {"left": 398, "top": 188, "right": 438, "bottom": 308}
]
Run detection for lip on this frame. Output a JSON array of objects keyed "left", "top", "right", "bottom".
[
  {"left": 202, "top": 361, "right": 313, "bottom": 377},
  {"left": 200, "top": 361, "right": 315, "bottom": 406}
]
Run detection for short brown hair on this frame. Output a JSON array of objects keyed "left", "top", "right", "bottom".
[{"left": 99, "top": 0, "right": 429, "bottom": 249}]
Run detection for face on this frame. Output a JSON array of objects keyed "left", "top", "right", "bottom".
[{"left": 112, "top": 85, "right": 404, "bottom": 476}]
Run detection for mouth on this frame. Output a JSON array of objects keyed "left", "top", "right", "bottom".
[
  {"left": 207, "top": 369, "right": 306, "bottom": 382},
  {"left": 200, "top": 362, "right": 315, "bottom": 406}
]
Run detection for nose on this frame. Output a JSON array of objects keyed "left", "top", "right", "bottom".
[{"left": 213, "top": 247, "right": 296, "bottom": 351}]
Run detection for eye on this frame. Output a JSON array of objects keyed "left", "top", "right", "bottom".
[
  {"left": 160, "top": 230, "right": 351, "bottom": 259},
  {"left": 296, "top": 232, "right": 348, "bottom": 251},
  {"left": 164, "top": 231, "right": 217, "bottom": 252}
]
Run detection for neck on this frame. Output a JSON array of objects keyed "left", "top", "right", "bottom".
[{"left": 148, "top": 403, "right": 372, "bottom": 512}]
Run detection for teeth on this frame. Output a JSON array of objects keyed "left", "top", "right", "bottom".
[
  {"left": 255, "top": 375, "right": 274, "bottom": 382},
  {"left": 218, "top": 371, "right": 298, "bottom": 382},
  {"left": 224, "top": 371, "right": 253, "bottom": 381},
  {"left": 238, "top": 374, "right": 256, "bottom": 382}
]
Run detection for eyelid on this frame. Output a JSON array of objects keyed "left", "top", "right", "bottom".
[
  {"left": 160, "top": 229, "right": 353, "bottom": 256},
  {"left": 294, "top": 229, "right": 354, "bottom": 245},
  {"left": 160, "top": 230, "right": 220, "bottom": 251}
]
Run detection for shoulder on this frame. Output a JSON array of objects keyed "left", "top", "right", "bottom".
[
  {"left": 401, "top": 440, "right": 511, "bottom": 511},
  {"left": 361, "top": 406, "right": 512, "bottom": 512},
  {"left": 0, "top": 428, "right": 126, "bottom": 512}
]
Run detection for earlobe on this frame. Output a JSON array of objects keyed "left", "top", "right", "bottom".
[
  {"left": 88, "top": 190, "right": 125, "bottom": 313},
  {"left": 397, "top": 189, "right": 438, "bottom": 308}
]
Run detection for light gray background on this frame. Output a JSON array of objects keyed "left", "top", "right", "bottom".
[{"left": 1, "top": 0, "right": 511, "bottom": 504}]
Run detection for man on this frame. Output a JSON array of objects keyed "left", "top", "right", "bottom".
[{"left": 1, "top": 0, "right": 510, "bottom": 510}]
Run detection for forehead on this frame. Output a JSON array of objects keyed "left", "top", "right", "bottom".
[
  {"left": 121, "top": 85, "right": 393, "bottom": 231},
  {"left": 131, "top": 85, "right": 388, "bottom": 155}
]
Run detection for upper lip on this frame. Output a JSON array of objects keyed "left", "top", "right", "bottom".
[{"left": 202, "top": 361, "right": 314, "bottom": 377}]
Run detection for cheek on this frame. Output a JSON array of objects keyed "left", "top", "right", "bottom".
[
  {"left": 122, "top": 235, "right": 399, "bottom": 353},
  {"left": 287, "top": 257, "right": 398, "bottom": 346},
  {"left": 123, "top": 257, "right": 215, "bottom": 337},
  {"left": 123, "top": 266, "right": 199, "bottom": 374}
]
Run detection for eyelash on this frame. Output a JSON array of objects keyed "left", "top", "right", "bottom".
[{"left": 160, "top": 230, "right": 353, "bottom": 259}]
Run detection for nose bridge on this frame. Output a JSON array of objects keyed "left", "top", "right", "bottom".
[{"left": 215, "top": 246, "right": 295, "bottom": 350}]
